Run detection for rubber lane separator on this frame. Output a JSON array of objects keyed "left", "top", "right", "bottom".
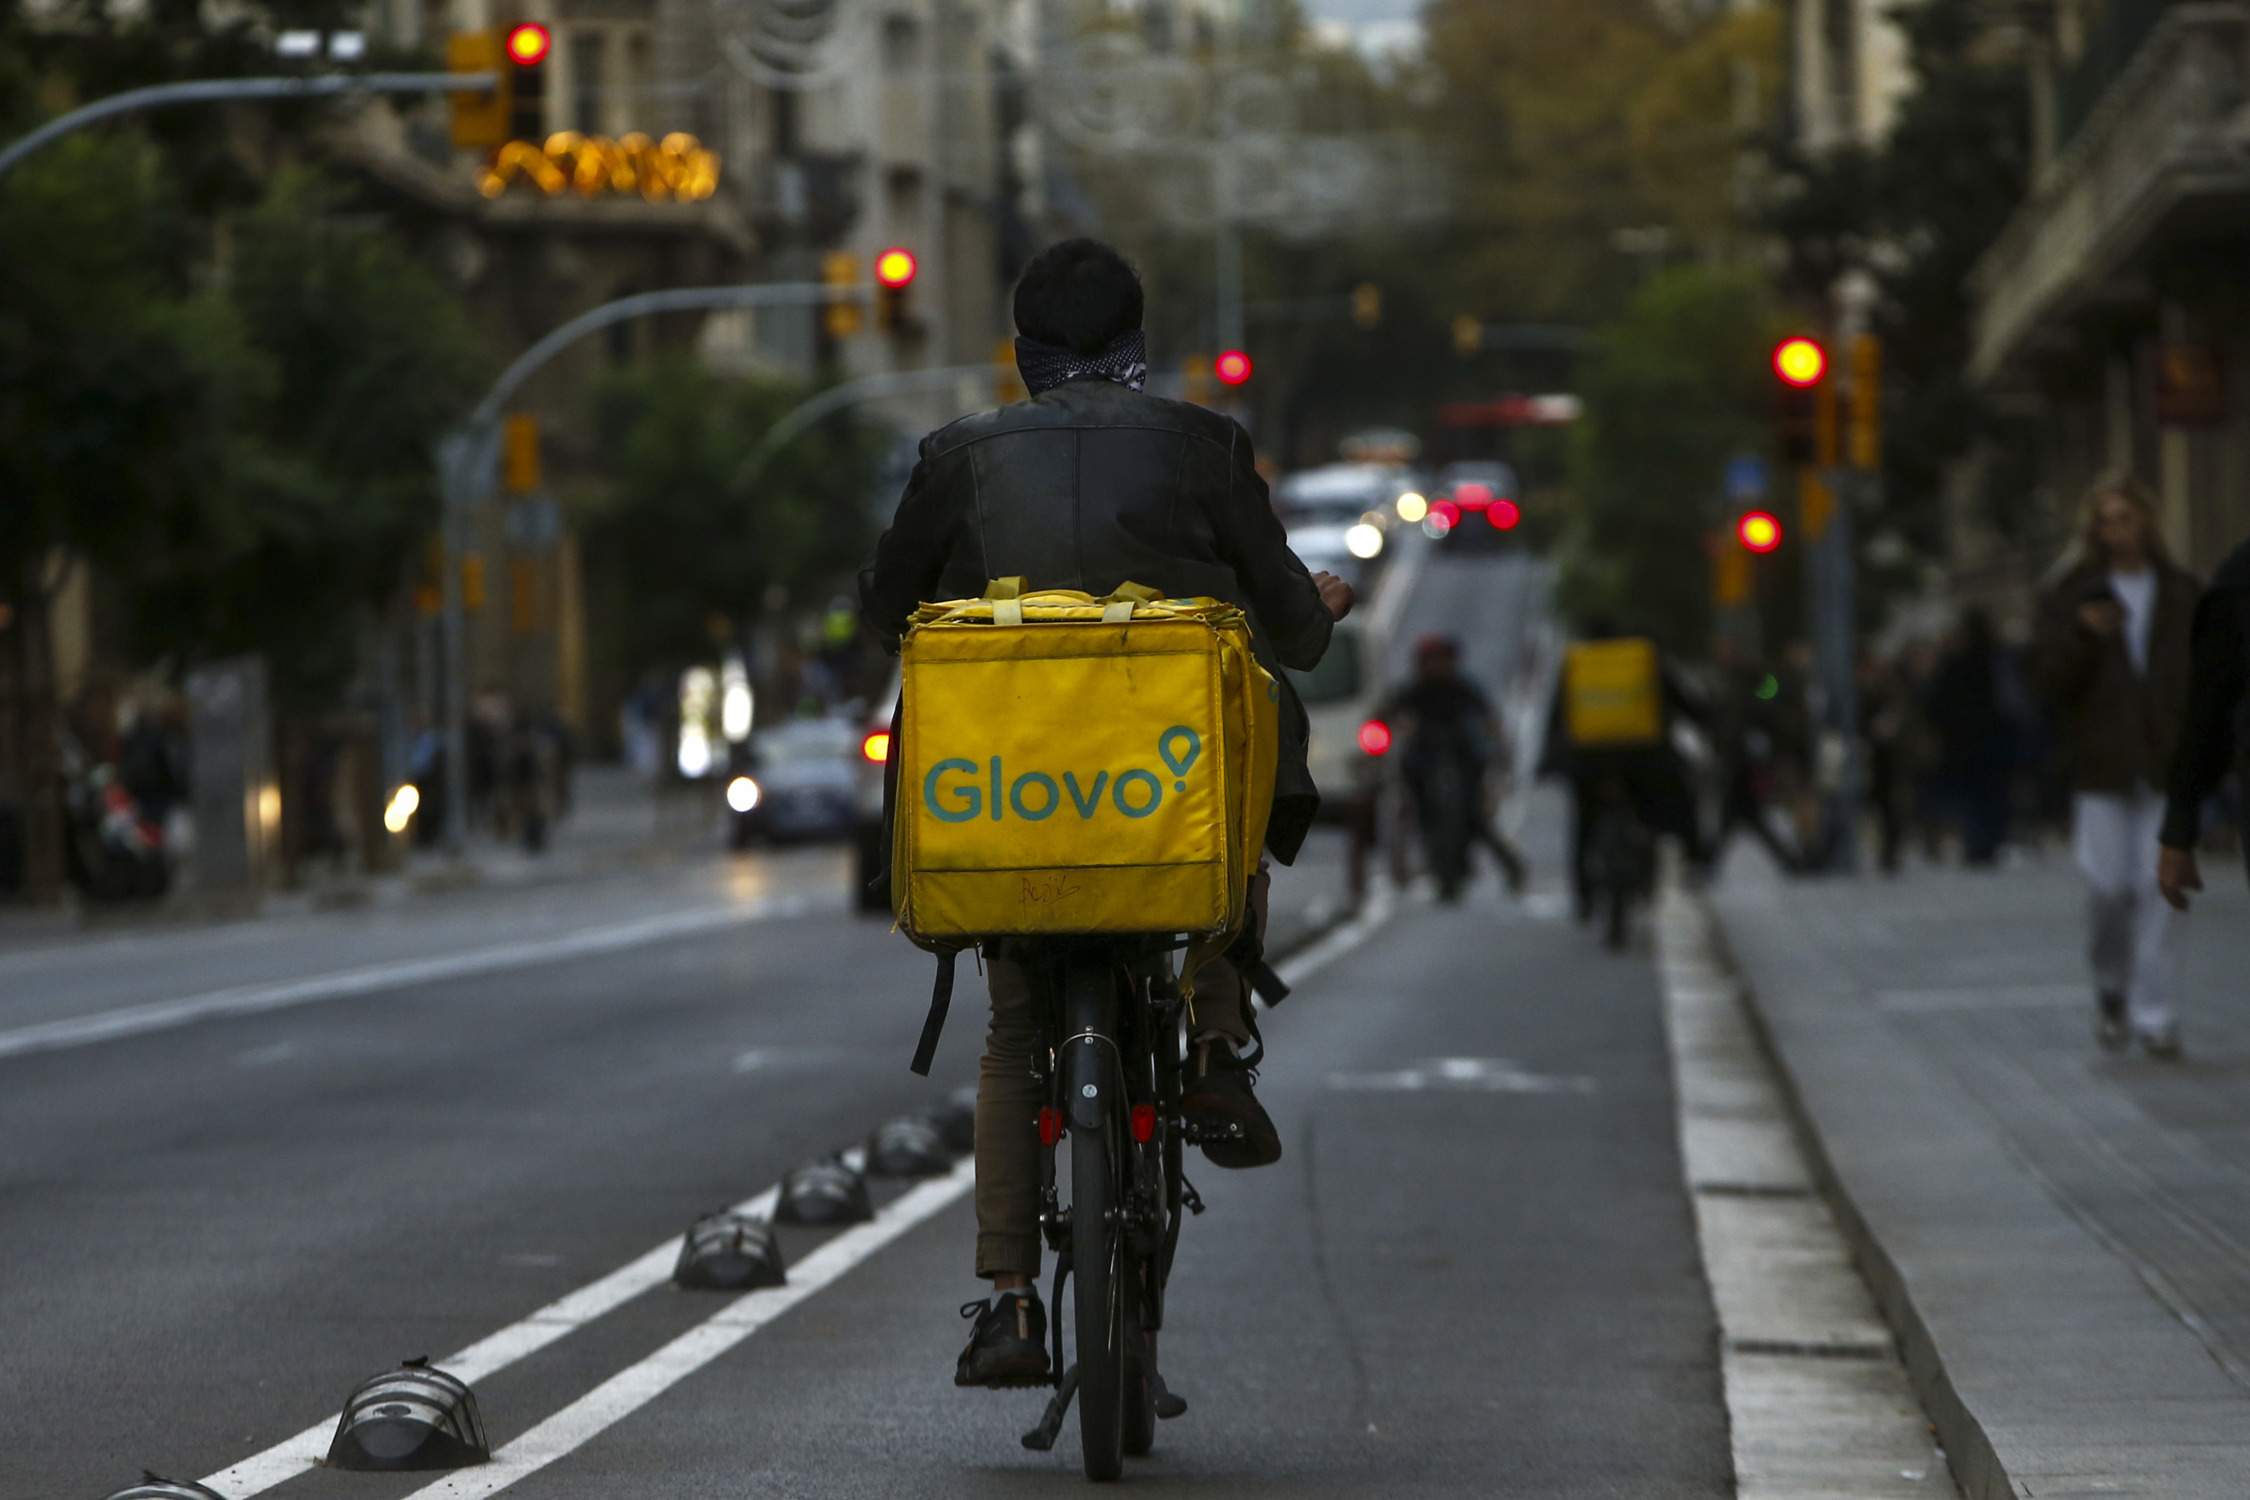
[
  {"left": 0, "top": 896, "right": 823, "bottom": 1064},
  {"left": 197, "top": 1185, "right": 779, "bottom": 1498},
  {"left": 395, "top": 1163, "right": 978, "bottom": 1500}
]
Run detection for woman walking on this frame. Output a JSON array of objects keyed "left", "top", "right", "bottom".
[{"left": 2033, "top": 476, "right": 2199, "bottom": 1057}]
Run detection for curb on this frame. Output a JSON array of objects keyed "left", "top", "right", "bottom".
[{"left": 1692, "top": 889, "right": 2015, "bottom": 1500}]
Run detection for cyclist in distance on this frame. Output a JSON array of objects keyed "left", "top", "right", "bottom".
[
  {"left": 1377, "top": 633, "right": 1530, "bottom": 898},
  {"left": 859, "top": 238, "right": 1354, "bottom": 1388},
  {"left": 1541, "top": 616, "right": 1712, "bottom": 917}
]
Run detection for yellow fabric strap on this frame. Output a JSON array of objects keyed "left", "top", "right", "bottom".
[
  {"left": 985, "top": 576, "right": 1025, "bottom": 627},
  {"left": 1101, "top": 580, "right": 1161, "bottom": 623}
]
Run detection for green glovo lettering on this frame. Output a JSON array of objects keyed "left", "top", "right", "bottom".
[
  {"left": 1112, "top": 769, "right": 1162, "bottom": 818},
  {"left": 1009, "top": 772, "right": 1058, "bottom": 821},
  {"left": 925, "top": 758, "right": 980, "bottom": 823}
]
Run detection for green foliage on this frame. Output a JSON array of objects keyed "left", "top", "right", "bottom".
[
  {"left": 0, "top": 130, "right": 249, "bottom": 586},
  {"left": 126, "top": 170, "right": 488, "bottom": 706},
  {"left": 1559, "top": 266, "right": 1776, "bottom": 641},
  {"left": 576, "top": 357, "right": 886, "bottom": 675}
]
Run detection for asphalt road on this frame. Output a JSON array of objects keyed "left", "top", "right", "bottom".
[{"left": 1, "top": 547, "right": 1728, "bottom": 1498}]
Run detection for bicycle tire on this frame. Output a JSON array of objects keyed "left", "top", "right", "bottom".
[{"left": 1072, "top": 1119, "right": 1126, "bottom": 1480}]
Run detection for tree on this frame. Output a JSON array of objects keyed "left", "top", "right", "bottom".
[
  {"left": 576, "top": 358, "right": 887, "bottom": 688},
  {"left": 0, "top": 129, "right": 260, "bottom": 898},
  {"left": 127, "top": 170, "right": 487, "bottom": 710},
  {"left": 1559, "top": 266, "right": 1776, "bottom": 643},
  {"left": 1765, "top": 0, "right": 2030, "bottom": 560}
]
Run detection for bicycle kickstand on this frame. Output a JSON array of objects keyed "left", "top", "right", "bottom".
[{"left": 1021, "top": 1363, "right": 1080, "bottom": 1451}]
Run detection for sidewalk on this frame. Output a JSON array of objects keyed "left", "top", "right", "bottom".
[
  {"left": 0, "top": 765, "right": 709, "bottom": 943},
  {"left": 1709, "top": 849, "right": 2250, "bottom": 1497}
]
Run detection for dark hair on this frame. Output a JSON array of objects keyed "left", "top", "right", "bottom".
[{"left": 1013, "top": 238, "right": 1144, "bottom": 354}]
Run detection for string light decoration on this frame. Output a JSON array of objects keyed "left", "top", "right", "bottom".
[{"left": 479, "top": 132, "right": 722, "bottom": 203}]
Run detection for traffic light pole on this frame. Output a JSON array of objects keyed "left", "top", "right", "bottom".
[
  {"left": 0, "top": 73, "right": 494, "bottom": 180},
  {"left": 435, "top": 280, "right": 871, "bottom": 853}
]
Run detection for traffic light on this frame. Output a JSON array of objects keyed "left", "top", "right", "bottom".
[
  {"left": 1772, "top": 334, "right": 1832, "bottom": 466},
  {"left": 874, "top": 246, "right": 917, "bottom": 332},
  {"left": 502, "top": 414, "right": 539, "bottom": 493},
  {"left": 821, "top": 251, "right": 862, "bottom": 340},
  {"left": 1214, "top": 349, "right": 1252, "bottom": 387},
  {"left": 503, "top": 21, "right": 550, "bottom": 143},
  {"left": 1737, "top": 510, "right": 1783, "bottom": 554},
  {"left": 447, "top": 30, "right": 510, "bottom": 149}
]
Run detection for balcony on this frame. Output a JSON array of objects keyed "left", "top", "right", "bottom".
[{"left": 1969, "top": 3, "right": 2250, "bottom": 383}]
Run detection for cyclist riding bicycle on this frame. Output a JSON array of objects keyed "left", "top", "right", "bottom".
[
  {"left": 1376, "top": 633, "right": 1529, "bottom": 898},
  {"left": 859, "top": 238, "right": 1354, "bottom": 1389},
  {"left": 1540, "top": 617, "right": 1712, "bottom": 918}
]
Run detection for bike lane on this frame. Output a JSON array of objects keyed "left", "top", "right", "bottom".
[{"left": 420, "top": 829, "right": 1728, "bottom": 1499}]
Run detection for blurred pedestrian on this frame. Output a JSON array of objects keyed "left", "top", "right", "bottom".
[
  {"left": 1707, "top": 654, "right": 1801, "bottom": 876},
  {"left": 1925, "top": 609, "right": 2020, "bottom": 866},
  {"left": 2032, "top": 475, "right": 2198, "bottom": 1057},
  {"left": 2159, "top": 530, "right": 2250, "bottom": 911},
  {"left": 1861, "top": 653, "right": 1911, "bottom": 875}
]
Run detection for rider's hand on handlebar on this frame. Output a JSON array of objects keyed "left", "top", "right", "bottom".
[{"left": 1313, "top": 571, "right": 1356, "bottom": 621}]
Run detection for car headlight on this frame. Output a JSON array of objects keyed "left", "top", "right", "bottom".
[
  {"left": 726, "top": 776, "right": 761, "bottom": 813},
  {"left": 1344, "top": 523, "right": 1384, "bottom": 560}
]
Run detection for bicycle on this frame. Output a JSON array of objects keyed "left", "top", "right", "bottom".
[
  {"left": 1582, "top": 776, "right": 1655, "bottom": 951},
  {"left": 1014, "top": 935, "right": 1216, "bottom": 1481}
]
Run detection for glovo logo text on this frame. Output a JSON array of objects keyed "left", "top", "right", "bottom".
[{"left": 924, "top": 726, "right": 1202, "bottom": 824}]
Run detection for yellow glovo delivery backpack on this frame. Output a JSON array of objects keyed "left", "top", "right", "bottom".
[
  {"left": 1561, "top": 637, "right": 1664, "bottom": 749},
  {"left": 890, "top": 579, "right": 1279, "bottom": 1070}
]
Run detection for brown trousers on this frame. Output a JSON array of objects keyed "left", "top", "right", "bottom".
[{"left": 973, "top": 869, "right": 1268, "bottom": 1278}]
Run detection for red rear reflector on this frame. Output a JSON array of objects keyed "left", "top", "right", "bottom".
[
  {"left": 1488, "top": 498, "right": 1521, "bottom": 530},
  {"left": 861, "top": 730, "right": 891, "bottom": 764},
  {"left": 1130, "top": 1103, "right": 1157, "bottom": 1143},
  {"left": 1037, "top": 1107, "right": 1064, "bottom": 1147},
  {"left": 1358, "top": 719, "right": 1393, "bottom": 756}
]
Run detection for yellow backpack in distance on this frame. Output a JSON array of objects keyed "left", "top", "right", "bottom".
[
  {"left": 1563, "top": 638, "right": 1663, "bottom": 749},
  {"left": 891, "top": 579, "right": 1279, "bottom": 949}
]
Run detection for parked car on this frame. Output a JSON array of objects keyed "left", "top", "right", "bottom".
[{"left": 727, "top": 717, "right": 862, "bottom": 850}]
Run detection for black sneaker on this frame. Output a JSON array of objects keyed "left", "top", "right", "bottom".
[
  {"left": 1181, "top": 1046, "right": 1282, "bottom": 1169},
  {"left": 954, "top": 1291, "right": 1049, "bottom": 1388},
  {"left": 2096, "top": 991, "right": 2129, "bottom": 1052}
]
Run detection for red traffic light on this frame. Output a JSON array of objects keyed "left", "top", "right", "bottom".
[
  {"left": 1487, "top": 498, "right": 1521, "bottom": 530},
  {"left": 1737, "top": 510, "right": 1783, "bottom": 553},
  {"left": 1357, "top": 719, "right": 1392, "bottom": 756},
  {"left": 874, "top": 247, "right": 917, "bottom": 289},
  {"left": 1772, "top": 336, "right": 1827, "bottom": 388},
  {"left": 1215, "top": 349, "right": 1253, "bottom": 387},
  {"left": 504, "top": 22, "right": 552, "bottom": 66}
]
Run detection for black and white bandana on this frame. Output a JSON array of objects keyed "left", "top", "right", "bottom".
[{"left": 1012, "top": 330, "right": 1149, "bottom": 397}]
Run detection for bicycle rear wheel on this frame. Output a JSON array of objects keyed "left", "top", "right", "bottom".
[{"left": 1072, "top": 1118, "right": 1125, "bottom": 1480}]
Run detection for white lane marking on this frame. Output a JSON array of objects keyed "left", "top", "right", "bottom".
[
  {"left": 232, "top": 1040, "right": 299, "bottom": 1068},
  {"left": 1264, "top": 881, "right": 1394, "bottom": 1003},
  {"left": 0, "top": 895, "right": 824, "bottom": 1064},
  {"left": 199, "top": 1186, "right": 780, "bottom": 1497},
  {"left": 259, "top": 896, "right": 1405, "bottom": 1500},
  {"left": 394, "top": 1164, "right": 978, "bottom": 1500},
  {"left": 1325, "top": 1056, "right": 1597, "bottom": 1094},
  {"left": 1364, "top": 527, "right": 1429, "bottom": 646}
]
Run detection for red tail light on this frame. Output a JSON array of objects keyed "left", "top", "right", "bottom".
[
  {"left": 1037, "top": 1106, "right": 1064, "bottom": 1147},
  {"left": 1130, "top": 1103, "right": 1157, "bottom": 1143},
  {"left": 1430, "top": 500, "right": 1461, "bottom": 529},
  {"left": 1488, "top": 498, "right": 1521, "bottom": 530},
  {"left": 1358, "top": 719, "right": 1393, "bottom": 756},
  {"left": 861, "top": 730, "right": 891, "bottom": 764}
]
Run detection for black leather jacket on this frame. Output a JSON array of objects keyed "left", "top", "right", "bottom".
[{"left": 859, "top": 378, "right": 1333, "bottom": 862}]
